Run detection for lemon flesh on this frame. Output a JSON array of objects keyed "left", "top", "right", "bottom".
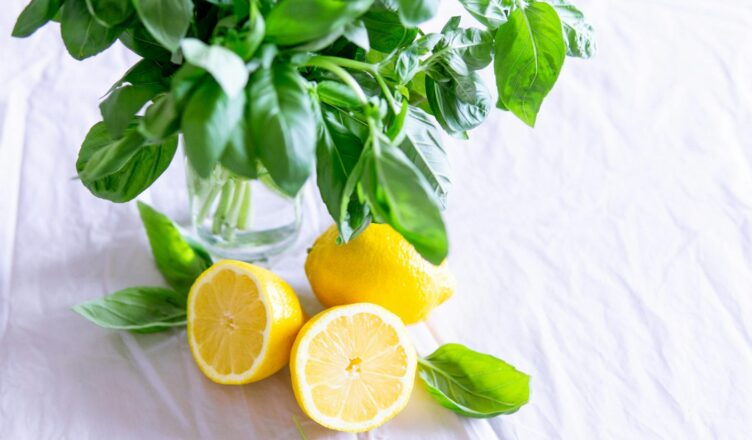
[
  {"left": 291, "top": 303, "right": 417, "bottom": 432},
  {"left": 188, "top": 260, "right": 304, "bottom": 384}
]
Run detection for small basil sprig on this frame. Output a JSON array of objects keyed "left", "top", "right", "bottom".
[
  {"left": 419, "top": 343, "right": 530, "bottom": 417},
  {"left": 73, "top": 202, "right": 212, "bottom": 333}
]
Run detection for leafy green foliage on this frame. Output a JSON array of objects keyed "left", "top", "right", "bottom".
[
  {"left": 12, "top": 0, "right": 62, "bottom": 37},
  {"left": 137, "top": 201, "right": 213, "bottom": 295},
  {"left": 494, "top": 2, "right": 566, "bottom": 126},
  {"left": 419, "top": 343, "right": 531, "bottom": 417},
  {"left": 16, "top": 0, "right": 595, "bottom": 270},
  {"left": 76, "top": 121, "right": 177, "bottom": 202},
  {"left": 73, "top": 287, "right": 187, "bottom": 333}
]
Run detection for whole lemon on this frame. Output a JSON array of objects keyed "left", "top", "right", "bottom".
[{"left": 305, "top": 224, "right": 455, "bottom": 324}]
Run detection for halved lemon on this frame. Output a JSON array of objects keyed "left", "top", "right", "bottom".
[
  {"left": 187, "top": 260, "right": 304, "bottom": 384},
  {"left": 290, "top": 303, "right": 417, "bottom": 432}
]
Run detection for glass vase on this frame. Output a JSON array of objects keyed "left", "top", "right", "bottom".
[{"left": 186, "top": 162, "right": 302, "bottom": 262}]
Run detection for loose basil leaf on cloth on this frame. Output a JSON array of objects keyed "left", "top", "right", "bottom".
[
  {"left": 396, "top": 0, "right": 440, "bottom": 27},
  {"left": 265, "top": 0, "right": 374, "bottom": 46},
  {"left": 181, "top": 77, "right": 246, "bottom": 177},
  {"left": 76, "top": 121, "right": 177, "bottom": 202},
  {"left": 425, "top": 72, "right": 491, "bottom": 137},
  {"left": 399, "top": 107, "right": 451, "bottom": 208},
  {"left": 137, "top": 201, "right": 212, "bottom": 295},
  {"left": 12, "top": 0, "right": 63, "bottom": 37},
  {"left": 61, "top": 0, "right": 123, "bottom": 60},
  {"left": 73, "top": 287, "right": 187, "bottom": 333},
  {"left": 180, "top": 38, "right": 249, "bottom": 98},
  {"left": 362, "top": 4, "right": 418, "bottom": 53},
  {"left": 248, "top": 63, "right": 316, "bottom": 197},
  {"left": 494, "top": 1, "right": 566, "bottom": 127},
  {"left": 362, "top": 140, "right": 448, "bottom": 264},
  {"left": 419, "top": 343, "right": 531, "bottom": 417},
  {"left": 542, "top": 0, "right": 596, "bottom": 59},
  {"left": 85, "top": 0, "right": 134, "bottom": 28},
  {"left": 316, "top": 105, "right": 367, "bottom": 238},
  {"left": 457, "top": 0, "right": 510, "bottom": 29},
  {"left": 132, "top": 0, "right": 193, "bottom": 52}
]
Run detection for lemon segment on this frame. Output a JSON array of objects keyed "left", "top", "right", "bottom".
[
  {"left": 291, "top": 303, "right": 417, "bottom": 432},
  {"left": 187, "top": 260, "right": 304, "bottom": 384}
]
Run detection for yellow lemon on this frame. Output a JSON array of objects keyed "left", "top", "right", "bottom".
[
  {"left": 305, "top": 224, "right": 455, "bottom": 324},
  {"left": 187, "top": 260, "right": 304, "bottom": 384},
  {"left": 290, "top": 303, "right": 417, "bottom": 432}
]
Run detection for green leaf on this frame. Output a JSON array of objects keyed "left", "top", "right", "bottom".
[
  {"left": 457, "top": 0, "right": 510, "bottom": 29},
  {"left": 79, "top": 127, "right": 147, "bottom": 181},
  {"left": 76, "top": 121, "right": 177, "bottom": 202},
  {"left": 316, "top": 81, "right": 362, "bottom": 110},
  {"left": 316, "top": 105, "right": 367, "bottom": 239},
  {"left": 119, "top": 24, "right": 172, "bottom": 60},
  {"left": 107, "top": 59, "right": 168, "bottom": 95},
  {"left": 85, "top": 0, "right": 133, "bottom": 27},
  {"left": 139, "top": 93, "right": 180, "bottom": 141},
  {"left": 100, "top": 83, "right": 165, "bottom": 138},
  {"left": 362, "top": 4, "right": 418, "bottom": 53},
  {"left": 399, "top": 107, "right": 450, "bottom": 208},
  {"left": 12, "top": 0, "right": 63, "bottom": 37},
  {"left": 542, "top": 0, "right": 596, "bottom": 59},
  {"left": 342, "top": 19, "right": 370, "bottom": 51},
  {"left": 362, "top": 139, "right": 447, "bottom": 264},
  {"left": 73, "top": 287, "right": 187, "bottom": 333},
  {"left": 180, "top": 38, "right": 249, "bottom": 97},
  {"left": 248, "top": 63, "right": 316, "bottom": 197},
  {"left": 220, "top": 112, "right": 257, "bottom": 179},
  {"left": 434, "top": 26, "right": 494, "bottom": 72},
  {"left": 265, "top": 0, "right": 374, "bottom": 46},
  {"left": 217, "top": 3, "right": 265, "bottom": 60},
  {"left": 137, "top": 201, "right": 213, "bottom": 295},
  {"left": 494, "top": 2, "right": 566, "bottom": 127},
  {"left": 394, "top": 34, "right": 441, "bottom": 84},
  {"left": 396, "top": 0, "right": 439, "bottom": 27},
  {"left": 61, "top": 0, "right": 123, "bottom": 60},
  {"left": 132, "top": 0, "right": 193, "bottom": 52},
  {"left": 425, "top": 72, "right": 491, "bottom": 136},
  {"left": 419, "top": 343, "right": 530, "bottom": 417},
  {"left": 181, "top": 77, "right": 246, "bottom": 177}
]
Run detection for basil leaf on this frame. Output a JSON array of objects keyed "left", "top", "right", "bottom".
[
  {"left": 362, "top": 4, "right": 417, "bottom": 53},
  {"left": 342, "top": 19, "right": 370, "bottom": 51},
  {"left": 396, "top": 0, "right": 439, "bottom": 27},
  {"left": 182, "top": 77, "right": 246, "bottom": 177},
  {"left": 61, "top": 0, "right": 123, "bottom": 60},
  {"left": 132, "top": 0, "right": 193, "bottom": 52},
  {"left": 542, "top": 0, "right": 596, "bottom": 59},
  {"left": 106, "top": 59, "right": 168, "bottom": 95},
  {"left": 457, "top": 0, "right": 510, "bottom": 29},
  {"left": 137, "top": 201, "right": 212, "bottom": 295},
  {"left": 119, "top": 24, "right": 172, "bottom": 60},
  {"left": 140, "top": 93, "right": 180, "bottom": 141},
  {"left": 180, "top": 38, "right": 249, "bottom": 98},
  {"left": 435, "top": 27, "right": 493, "bottom": 72},
  {"left": 394, "top": 34, "right": 442, "bottom": 84},
  {"left": 316, "top": 105, "right": 366, "bottom": 237},
  {"left": 218, "top": 3, "right": 265, "bottom": 60},
  {"left": 12, "top": 0, "right": 63, "bottom": 37},
  {"left": 317, "top": 81, "right": 362, "bottom": 110},
  {"left": 73, "top": 287, "right": 186, "bottom": 333},
  {"left": 100, "top": 83, "right": 165, "bottom": 138},
  {"left": 494, "top": 2, "right": 566, "bottom": 126},
  {"left": 85, "top": 0, "right": 133, "bottom": 27},
  {"left": 425, "top": 72, "right": 491, "bottom": 137},
  {"left": 265, "top": 0, "right": 374, "bottom": 46},
  {"left": 362, "top": 140, "right": 447, "bottom": 264},
  {"left": 248, "top": 63, "right": 316, "bottom": 197},
  {"left": 220, "top": 110, "right": 257, "bottom": 179},
  {"left": 76, "top": 122, "right": 177, "bottom": 202},
  {"left": 419, "top": 343, "right": 530, "bottom": 417},
  {"left": 79, "top": 127, "right": 147, "bottom": 181},
  {"left": 399, "top": 107, "right": 450, "bottom": 208}
]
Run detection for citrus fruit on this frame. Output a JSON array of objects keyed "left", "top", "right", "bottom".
[
  {"left": 290, "top": 303, "right": 417, "bottom": 432},
  {"left": 187, "top": 260, "right": 304, "bottom": 384},
  {"left": 305, "top": 224, "right": 455, "bottom": 324}
]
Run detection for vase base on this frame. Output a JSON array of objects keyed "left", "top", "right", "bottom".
[{"left": 194, "top": 223, "right": 301, "bottom": 263}]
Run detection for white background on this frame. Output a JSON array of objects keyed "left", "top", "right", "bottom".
[{"left": 2, "top": 0, "right": 752, "bottom": 438}]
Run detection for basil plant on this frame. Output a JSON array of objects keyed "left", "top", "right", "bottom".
[{"left": 13, "top": 0, "right": 595, "bottom": 264}]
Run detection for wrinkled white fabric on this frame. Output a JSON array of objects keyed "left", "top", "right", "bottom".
[{"left": 2, "top": 0, "right": 752, "bottom": 438}]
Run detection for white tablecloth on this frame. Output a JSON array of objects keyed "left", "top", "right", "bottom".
[{"left": 2, "top": 1, "right": 751, "bottom": 438}]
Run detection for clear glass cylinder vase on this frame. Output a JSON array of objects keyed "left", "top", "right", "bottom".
[{"left": 186, "top": 162, "right": 302, "bottom": 262}]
